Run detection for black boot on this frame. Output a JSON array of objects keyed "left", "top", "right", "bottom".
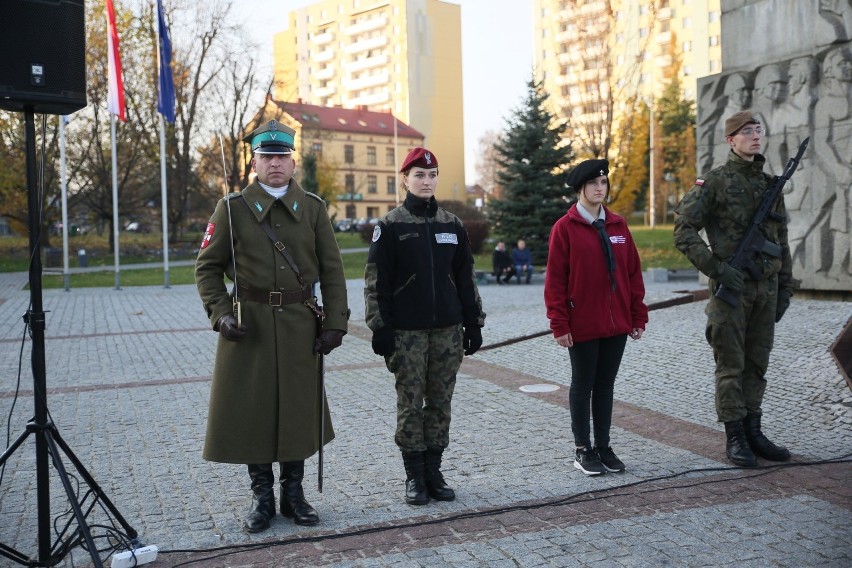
[
  {"left": 401, "top": 451, "right": 429, "bottom": 505},
  {"left": 244, "top": 464, "right": 276, "bottom": 533},
  {"left": 279, "top": 461, "right": 319, "bottom": 526},
  {"left": 724, "top": 420, "right": 757, "bottom": 468},
  {"left": 743, "top": 413, "right": 791, "bottom": 461},
  {"left": 424, "top": 447, "right": 455, "bottom": 501}
]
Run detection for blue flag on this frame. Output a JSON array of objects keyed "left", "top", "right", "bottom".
[{"left": 156, "top": 0, "right": 175, "bottom": 123}]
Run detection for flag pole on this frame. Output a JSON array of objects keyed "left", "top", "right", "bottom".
[
  {"left": 111, "top": 114, "right": 121, "bottom": 290},
  {"left": 160, "top": 114, "right": 170, "bottom": 288},
  {"left": 59, "top": 116, "right": 70, "bottom": 291}
]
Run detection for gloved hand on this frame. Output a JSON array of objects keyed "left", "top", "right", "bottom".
[
  {"left": 372, "top": 327, "right": 395, "bottom": 356},
  {"left": 217, "top": 313, "right": 247, "bottom": 342},
  {"left": 775, "top": 288, "right": 792, "bottom": 323},
  {"left": 314, "top": 329, "right": 345, "bottom": 355},
  {"left": 715, "top": 263, "right": 744, "bottom": 293},
  {"left": 463, "top": 325, "right": 483, "bottom": 356}
]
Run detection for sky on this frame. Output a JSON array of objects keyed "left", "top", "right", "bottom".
[{"left": 237, "top": 0, "right": 534, "bottom": 185}]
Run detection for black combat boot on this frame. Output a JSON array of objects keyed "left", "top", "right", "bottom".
[
  {"left": 424, "top": 447, "right": 455, "bottom": 501},
  {"left": 743, "top": 413, "right": 791, "bottom": 461},
  {"left": 401, "top": 451, "right": 429, "bottom": 505},
  {"left": 279, "top": 461, "right": 319, "bottom": 526},
  {"left": 724, "top": 420, "right": 757, "bottom": 468},
  {"left": 244, "top": 464, "right": 276, "bottom": 533}
]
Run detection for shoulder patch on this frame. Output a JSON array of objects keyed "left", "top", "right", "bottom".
[
  {"left": 371, "top": 225, "right": 382, "bottom": 243},
  {"left": 200, "top": 222, "right": 215, "bottom": 249},
  {"left": 694, "top": 178, "right": 705, "bottom": 186}
]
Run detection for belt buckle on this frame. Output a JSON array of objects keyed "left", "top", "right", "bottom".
[{"left": 268, "top": 291, "right": 282, "bottom": 307}]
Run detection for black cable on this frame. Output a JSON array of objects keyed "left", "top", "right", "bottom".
[{"left": 161, "top": 454, "right": 852, "bottom": 567}]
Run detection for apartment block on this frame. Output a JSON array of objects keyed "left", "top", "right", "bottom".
[
  {"left": 273, "top": 0, "right": 466, "bottom": 201},
  {"left": 533, "top": 0, "right": 721, "bottom": 153}
]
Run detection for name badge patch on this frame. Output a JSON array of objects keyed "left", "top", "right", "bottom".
[
  {"left": 609, "top": 235, "right": 626, "bottom": 244},
  {"left": 435, "top": 233, "right": 458, "bottom": 244}
]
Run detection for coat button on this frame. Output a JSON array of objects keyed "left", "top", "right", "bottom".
[
  {"left": 275, "top": 223, "right": 281, "bottom": 228},
  {"left": 280, "top": 265, "right": 286, "bottom": 270},
  {"left": 277, "top": 308, "right": 283, "bottom": 313}
]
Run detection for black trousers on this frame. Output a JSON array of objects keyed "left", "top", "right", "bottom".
[{"left": 568, "top": 334, "right": 628, "bottom": 449}]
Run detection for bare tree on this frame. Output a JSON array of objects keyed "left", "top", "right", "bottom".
[{"left": 475, "top": 130, "right": 503, "bottom": 199}]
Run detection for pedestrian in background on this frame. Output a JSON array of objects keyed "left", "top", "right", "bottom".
[
  {"left": 492, "top": 241, "right": 516, "bottom": 284},
  {"left": 365, "top": 146, "right": 486, "bottom": 505},
  {"left": 674, "top": 110, "right": 795, "bottom": 468},
  {"left": 195, "top": 120, "right": 349, "bottom": 532},
  {"left": 512, "top": 239, "right": 534, "bottom": 284},
  {"left": 544, "top": 159, "right": 648, "bottom": 476}
]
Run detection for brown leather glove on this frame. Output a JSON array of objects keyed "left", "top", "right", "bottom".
[{"left": 314, "top": 329, "right": 345, "bottom": 355}]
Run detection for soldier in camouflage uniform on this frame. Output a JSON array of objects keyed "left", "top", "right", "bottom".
[
  {"left": 674, "top": 110, "right": 796, "bottom": 468},
  {"left": 365, "top": 147, "right": 485, "bottom": 506}
]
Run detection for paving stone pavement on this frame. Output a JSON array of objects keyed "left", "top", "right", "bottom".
[{"left": 0, "top": 273, "right": 849, "bottom": 567}]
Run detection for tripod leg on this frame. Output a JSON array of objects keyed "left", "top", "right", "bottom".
[
  {"left": 48, "top": 426, "right": 139, "bottom": 540},
  {"left": 0, "top": 428, "right": 32, "bottom": 466},
  {"left": 43, "top": 430, "right": 104, "bottom": 568}
]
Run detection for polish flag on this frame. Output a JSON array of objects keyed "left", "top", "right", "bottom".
[{"left": 105, "top": 0, "right": 126, "bottom": 121}]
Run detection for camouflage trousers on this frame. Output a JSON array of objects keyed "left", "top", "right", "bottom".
[
  {"left": 705, "top": 274, "right": 778, "bottom": 423},
  {"left": 385, "top": 325, "right": 464, "bottom": 452}
]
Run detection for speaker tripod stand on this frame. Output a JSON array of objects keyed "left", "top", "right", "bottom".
[{"left": 0, "top": 108, "right": 138, "bottom": 568}]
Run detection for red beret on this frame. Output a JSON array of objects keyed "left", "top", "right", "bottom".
[{"left": 399, "top": 147, "right": 438, "bottom": 172}]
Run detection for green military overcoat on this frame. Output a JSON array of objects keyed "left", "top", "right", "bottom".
[{"left": 195, "top": 180, "right": 349, "bottom": 464}]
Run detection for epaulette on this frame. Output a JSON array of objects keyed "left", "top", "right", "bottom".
[
  {"left": 304, "top": 191, "right": 324, "bottom": 204},
  {"left": 224, "top": 192, "right": 243, "bottom": 201}
]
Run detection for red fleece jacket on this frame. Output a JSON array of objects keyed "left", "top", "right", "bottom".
[{"left": 544, "top": 204, "right": 648, "bottom": 343}]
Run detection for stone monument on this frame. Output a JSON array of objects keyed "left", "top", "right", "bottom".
[{"left": 696, "top": 0, "right": 852, "bottom": 292}]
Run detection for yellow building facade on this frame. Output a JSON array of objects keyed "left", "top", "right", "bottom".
[
  {"left": 273, "top": 0, "right": 466, "bottom": 202},
  {"left": 533, "top": 0, "right": 721, "bottom": 154}
]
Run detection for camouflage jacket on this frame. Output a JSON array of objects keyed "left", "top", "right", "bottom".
[{"left": 673, "top": 151, "right": 794, "bottom": 291}]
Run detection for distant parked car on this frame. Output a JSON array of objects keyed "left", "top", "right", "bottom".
[{"left": 334, "top": 218, "right": 353, "bottom": 232}]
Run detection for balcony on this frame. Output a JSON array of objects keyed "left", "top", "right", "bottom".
[
  {"left": 344, "top": 71, "right": 389, "bottom": 91},
  {"left": 314, "top": 85, "right": 336, "bottom": 98},
  {"left": 312, "top": 30, "right": 334, "bottom": 45},
  {"left": 346, "top": 91, "right": 390, "bottom": 106},
  {"left": 347, "top": 53, "right": 389, "bottom": 73},
  {"left": 315, "top": 66, "right": 335, "bottom": 80},
  {"left": 344, "top": 15, "right": 387, "bottom": 36},
  {"left": 343, "top": 35, "right": 388, "bottom": 55},
  {"left": 315, "top": 49, "right": 334, "bottom": 63}
]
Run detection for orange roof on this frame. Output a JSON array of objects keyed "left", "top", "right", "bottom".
[{"left": 273, "top": 100, "right": 424, "bottom": 139}]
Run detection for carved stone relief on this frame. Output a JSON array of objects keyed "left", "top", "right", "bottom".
[{"left": 697, "top": 42, "right": 852, "bottom": 291}]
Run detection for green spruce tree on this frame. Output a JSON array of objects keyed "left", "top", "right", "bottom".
[{"left": 490, "top": 78, "right": 574, "bottom": 265}]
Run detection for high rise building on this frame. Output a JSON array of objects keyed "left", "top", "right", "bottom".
[
  {"left": 533, "top": 0, "right": 721, "bottom": 156},
  {"left": 273, "top": 0, "right": 466, "bottom": 201}
]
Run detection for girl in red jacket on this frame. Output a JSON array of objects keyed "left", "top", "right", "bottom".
[{"left": 545, "top": 159, "right": 648, "bottom": 476}]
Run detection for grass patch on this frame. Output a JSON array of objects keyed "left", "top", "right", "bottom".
[{"left": 16, "top": 225, "right": 688, "bottom": 289}]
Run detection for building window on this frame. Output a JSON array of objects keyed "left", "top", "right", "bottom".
[
  {"left": 367, "top": 146, "right": 376, "bottom": 165},
  {"left": 709, "top": 11, "right": 719, "bottom": 23},
  {"left": 311, "top": 142, "right": 323, "bottom": 158},
  {"left": 683, "top": 40, "right": 692, "bottom": 52},
  {"left": 344, "top": 145, "right": 354, "bottom": 164},
  {"left": 639, "top": 27, "right": 648, "bottom": 38},
  {"left": 660, "top": 20, "right": 670, "bottom": 32},
  {"left": 682, "top": 16, "right": 690, "bottom": 28},
  {"left": 386, "top": 176, "right": 396, "bottom": 194},
  {"left": 367, "top": 207, "right": 379, "bottom": 218},
  {"left": 385, "top": 147, "right": 394, "bottom": 166},
  {"left": 709, "top": 60, "right": 720, "bottom": 73},
  {"left": 709, "top": 35, "right": 719, "bottom": 46},
  {"left": 345, "top": 174, "right": 355, "bottom": 193},
  {"left": 367, "top": 175, "right": 377, "bottom": 194}
]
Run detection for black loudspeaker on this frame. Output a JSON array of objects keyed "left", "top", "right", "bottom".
[{"left": 0, "top": 0, "right": 87, "bottom": 115}]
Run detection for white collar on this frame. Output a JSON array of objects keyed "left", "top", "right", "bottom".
[{"left": 577, "top": 202, "right": 606, "bottom": 224}]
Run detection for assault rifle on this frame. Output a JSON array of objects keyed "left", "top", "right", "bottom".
[{"left": 715, "top": 136, "right": 809, "bottom": 307}]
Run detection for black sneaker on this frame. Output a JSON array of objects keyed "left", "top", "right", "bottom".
[
  {"left": 574, "top": 447, "right": 607, "bottom": 476},
  {"left": 597, "top": 446, "right": 625, "bottom": 472}
]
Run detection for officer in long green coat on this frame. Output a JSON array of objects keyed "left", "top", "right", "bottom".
[
  {"left": 195, "top": 120, "right": 349, "bottom": 533},
  {"left": 674, "top": 110, "right": 795, "bottom": 469}
]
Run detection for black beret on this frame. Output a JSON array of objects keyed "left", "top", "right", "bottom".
[{"left": 565, "top": 159, "right": 609, "bottom": 191}]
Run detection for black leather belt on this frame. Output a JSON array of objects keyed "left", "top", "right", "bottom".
[{"left": 237, "top": 285, "right": 312, "bottom": 307}]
